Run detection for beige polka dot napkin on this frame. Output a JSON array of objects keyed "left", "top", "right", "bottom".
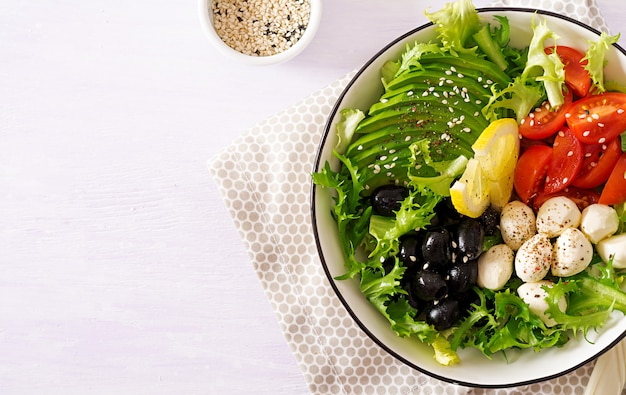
[{"left": 208, "top": 1, "right": 622, "bottom": 394}]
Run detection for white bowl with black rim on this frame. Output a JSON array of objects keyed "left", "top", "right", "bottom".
[
  {"left": 311, "top": 7, "right": 626, "bottom": 388},
  {"left": 198, "top": 0, "right": 322, "bottom": 65}
]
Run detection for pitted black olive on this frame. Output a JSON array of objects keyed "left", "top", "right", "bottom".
[
  {"left": 382, "top": 256, "right": 396, "bottom": 275},
  {"left": 425, "top": 298, "right": 460, "bottom": 331},
  {"left": 410, "top": 270, "right": 448, "bottom": 301},
  {"left": 370, "top": 185, "right": 409, "bottom": 217},
  {"left": 434, "top": 197, "right": 463, "bottom": 227},
  {"left": 478, "top": 205, "right": 500, "bottom": 236},
  {"left": 446, "top": 260, "right": 478, "bottom": 294},
  {"left": 458, "top": 288, "right": 481, "bottom": 318},
  {"left": 454, "top": 219, "right": 484, "bottom": 261},
  {"left": 403, "top": 280, "right": 424, "bottom": 311},
  {"left": 421, "top": 228, "right": 451, "bottom": 267},
  {"left": 398, "top": 234, "right": 423, "bottom": 269}
]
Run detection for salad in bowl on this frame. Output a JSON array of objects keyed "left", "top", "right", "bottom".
[{"left": 312, "top": 0, "right": 626, "bottom": 387}]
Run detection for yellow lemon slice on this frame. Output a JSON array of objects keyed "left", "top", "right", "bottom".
[
  {"left": 472, "top": 118, "right": 520, "bottom": 181},
  {"left": 451, "top": 118, "right": 520, "bottom": 216},
  {"left": 450, "top": 158, "right": 491, "bottom": 218}
]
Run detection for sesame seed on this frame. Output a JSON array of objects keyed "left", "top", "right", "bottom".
[
  {"left": 567, "top": 150, "right": 573, "bottom": 157},
  {"left": 618, "top": 108, "right": 625, "bottom": 114},
  {"left": 211, "top": 0, "right": 311, "bottom": 57},
  {"left": 583, "top": 131, "right": 591, "bottom": 137},
  {"left": 598, "top": 137, "right": 606, "bottom": 143}
]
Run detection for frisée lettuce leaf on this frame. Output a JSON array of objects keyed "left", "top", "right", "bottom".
[{"left": 583, "top": 32, "right": 621, "bottom": 93}]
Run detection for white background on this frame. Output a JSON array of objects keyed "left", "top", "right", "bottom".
[{"left": 1, "top": 0, "right": 624, "bottom": 394}]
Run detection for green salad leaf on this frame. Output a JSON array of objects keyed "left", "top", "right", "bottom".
[
  {"left": 584, "top": 32, "right": 621, "bottom": 93},
  {"left": 521, "top": 16, "right": 566, "bottom": 108},
  {"left": 424, "top": 0, "right": 481, "bottom": 54}
]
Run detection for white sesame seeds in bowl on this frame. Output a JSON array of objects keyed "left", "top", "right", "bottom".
[{"left": 198, "top": 0, "right": 322, "bottom": 65}]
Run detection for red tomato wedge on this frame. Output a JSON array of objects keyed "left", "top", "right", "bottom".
[
  {"left": 566, "top": 92, "right": 626, "bottom": 145},
  {"left": 514, "top": 144, "right": 553, "bottom": 204},
  {"left": 543, "top": 128, "right": 584, "bottom": 194},
  {"left": 599, "top": 151, "right": 626, "bottom": 205},
  {"left": 572, "top": 137, "right": 622, "bottom": 189},
  {"left": 519, "top": 88, "right": 573, "bottom": 140},
  {"left": 533, "top": 187, "right": 601, "bottom": 212},
  {"left": 545, "top": 46, "right": 591, "bottom": 98}
]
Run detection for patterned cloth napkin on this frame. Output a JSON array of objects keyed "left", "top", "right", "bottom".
[{"left": 208, "top": 1, "right": 622, "bottom": 394}]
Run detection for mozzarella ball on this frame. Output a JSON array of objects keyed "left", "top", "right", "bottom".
[
  {"left": 551, "top": 228, "right": 593, "bottom": 277},
  {"left": 477, "top": 244, "right": 514, "bottom": 290},
  {"left": 580, "top": 204, "right": 619, "bottom": 244},
  {"left": 500, "top": 200, "right": 536, "bottom": 251},
  {"left": 517, "top": 280, "right": 567, "bottom": 327},
  {"left": 536, "top": 196, "right": 581, "bottom": 238},
  {"left": 597, "top": 233, "right": 626, "bottom": 269},
  {"left": 515, "top": 233, "right": 552, "bottom": 282}
]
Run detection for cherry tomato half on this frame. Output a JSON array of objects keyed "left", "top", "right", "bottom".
[
  {"left": 533, "top": 187, "right": 600, "bottom": 212},
  {"left": 566, "top": 92, "right": 626, "bottom": 145},
  {"left": 519, "top": 88, "right": 573, "bottom": 140},
  {"left": 599, "top": 151, "right": 626, "bottom": 205},
  {"left": 543, "top": 128, "right": 583, "bottom": 194},
  {"left": 514, "top": 144, "right": 553, "bottom": 204},
  {"left": 572, "top": 137, "right": 622, "bottom": 189},
  {"left": 545, "top": 46, "right": 591, "bottom": 98}
]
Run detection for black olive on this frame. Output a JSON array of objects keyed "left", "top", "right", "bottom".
[
  {"left": 403, "top": 281, "right": 424, "bottom": 311},
  {"left": 434, "top": 198, "right": 463, "bottom": 227},
  {"left": 478, "top": 205, "right": 500, "bottom": 236},
  {"left": 445, "top": 260, "right": 478, "bottom": 294},
  {"left": 381, "top": 257, "right": 396, "bottom": 275},
  {"left": 421, "top": 228, "right": 451, "bottom": 267},
  {"left": 425, "top": 298, "right": 461, "bottom": 331},
  {"left": 410, "top": 270, "right": 448, "bottom": 301},
  {"left": 458, "top": 288, "right": 481, "bottom": 318},
  {"left": 400, "top": 265, "right": 419, "bottom": 288},
  {"left": 370, "top": 185, "right": 409, "bottom": 217},
  {"left": 454, "top": 219, "right": 484, "bottom": 261},
  {"left": 398, "top": 234, "right": 423, "bottom": 269}
]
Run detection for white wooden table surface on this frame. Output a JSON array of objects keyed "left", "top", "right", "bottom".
[{"left": 2, "top": 1, "right": 625, "bottom": 394}]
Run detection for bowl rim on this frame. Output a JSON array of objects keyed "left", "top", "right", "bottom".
[
  {"left": 311, "top": 6, "right": 626, "bottom": 388},
  {"left": 197, "top": 0, "right": 322, "bottom": 65}
]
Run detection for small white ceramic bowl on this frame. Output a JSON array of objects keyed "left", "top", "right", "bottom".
[
  {"left": 312, "top": 7, "right": 626, "bottom": 388},
  {"left": 197, "top": 0, "right": 322, "bottom": 65}
]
